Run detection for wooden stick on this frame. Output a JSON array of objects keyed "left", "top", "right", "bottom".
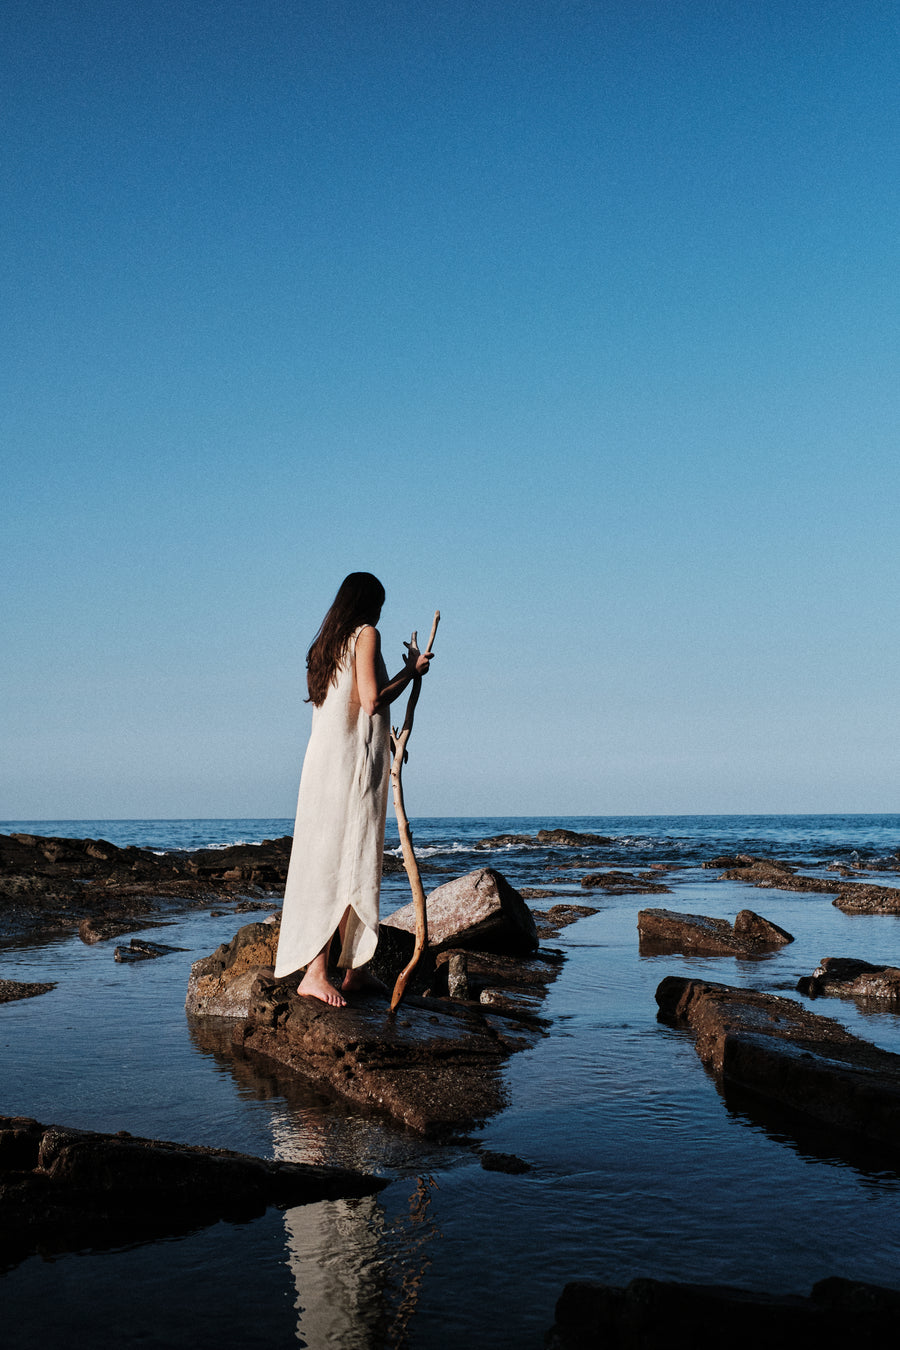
[{"left": 388, "top": 610, "right": 440, "bottom": 1011}]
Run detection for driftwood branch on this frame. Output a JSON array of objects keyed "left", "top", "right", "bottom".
[{"left": 389, "top": 610, "right": 440, "bottom": 1012}]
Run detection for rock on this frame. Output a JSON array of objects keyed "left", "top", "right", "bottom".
[
  {"left": 530, "top": 904, "right": 598, "bottom": 939},
  {"left": 0, "top": 979, "right": 56, "bottom": 1003},
  {"left": 546, "top": 1275, "right": 900, "bottom": 1350},
  {"left": 708, "top": 852, "right": 900, "bottom": 914},
  {"left": 235, "top": 977, "right": 512, "bottom": 1135},
  {"left": 79, "top": 916, "right": 172, "bottom": 944},
  {"left": 536, "top": 828, "right": 612, "bottom": 846},
  {"left": 655, "top": 976, "right": 900, "bottom": 1152},
  {"left": 383, "top": 868, "right": 538, "bottom": 957},
  {"left": 638, "top": 909, "right": 792, "bottom": 956},
  {"left": 435, "top": 947, "right": 561, "bottom": 1019},
  {"left": 185, "top": 919, "right": 280, "bottom": 1017},
  {"left": 0, "top": 1114, "right": 384, "bottom": 1267},
  {"left": 582, "top": 870, "right": 671, "bottom": 894},
  {"left": 367, "top": 921, "right": 437, "bottom": 995},
  {"left": 797, "top": 957, "right": 900, "bottom": 1005},
  {"left": 832, "top": 882, "right": 900, "bottom": 914},
  {"left": 445, "top": 951, "right": 469, "bottom": 1000},
  {"left": 113, "top": 938, "right": 187, "bottom": 962},
  {"left": 475, "top": 833, "right": 534, "bottom": 848},
  {"left": 479, "top": 1149, "right": 531, "bottom": 1174}
]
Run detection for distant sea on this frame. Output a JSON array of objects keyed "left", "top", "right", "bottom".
[{"left": 3, "top": 813, "right": 899, "bottom": 867}]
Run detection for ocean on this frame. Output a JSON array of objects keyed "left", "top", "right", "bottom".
[{"left": 2, "top": 815, "right": 900, "bottom": 1347}]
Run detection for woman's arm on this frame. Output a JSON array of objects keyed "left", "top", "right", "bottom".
[{"left": 355, "top": 625, "right": 432, "bottom": 717}]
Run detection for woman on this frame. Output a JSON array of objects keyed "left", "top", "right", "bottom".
[{"left": 273, "top": 572, "right": 433, "bottom": 1006}]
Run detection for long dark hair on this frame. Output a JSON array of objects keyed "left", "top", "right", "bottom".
[{"left": 306, "top": 572, "right": 385, "bottom": 706}]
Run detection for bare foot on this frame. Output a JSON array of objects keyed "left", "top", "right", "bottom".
[
  {"left": 297, "top": 969, "right": 346, "bottom": 1007},
  {"left": 341, "top": 967, "right": 388, "bottom": 996}
]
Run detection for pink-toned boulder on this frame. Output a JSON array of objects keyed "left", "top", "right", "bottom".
[{"left": 383, "top": 868, "right": 538, "bottom": 956}]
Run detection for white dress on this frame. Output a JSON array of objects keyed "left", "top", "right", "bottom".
[{"left": 274, "top": 626, "right": 390, "bottom": 978}]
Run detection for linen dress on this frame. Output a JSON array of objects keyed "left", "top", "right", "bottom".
[{"left": 274, "top": 626, "right": 391, "bottom": 979}]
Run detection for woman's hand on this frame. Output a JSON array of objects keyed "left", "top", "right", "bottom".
[{"left": 403, "top": 643, "right": 433, "bottom": 677}]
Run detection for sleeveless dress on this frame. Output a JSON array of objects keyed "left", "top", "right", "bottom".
[{"left": 274, "top": 626, "right": 391, "bottom": 978}]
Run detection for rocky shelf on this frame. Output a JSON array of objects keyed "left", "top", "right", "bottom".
[
  {"left": 655, "top": 976, "right": 900, "bottom": 1154},
  {"left": 0, "top": 1114, "right": 384, "bottom": 1269}
]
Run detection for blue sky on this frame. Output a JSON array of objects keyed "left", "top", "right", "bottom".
[{"left": 3, "top": 0, "right": 899, "bottom": 819}]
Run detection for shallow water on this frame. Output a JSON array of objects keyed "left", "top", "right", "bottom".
[{"left": 3, "top": 817, "right": 900, "bottom": 1347}]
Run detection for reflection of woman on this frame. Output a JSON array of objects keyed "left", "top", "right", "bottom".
[{"left": 274, "top": 573, "right": 432, "bottom": 1006}]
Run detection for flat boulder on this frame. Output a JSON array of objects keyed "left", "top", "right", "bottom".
[
  {"left": 655, "top": 976, "right": 900, "bottom": 1152},
  {"left": 638, "top": 908, "right": 792, "bottom": 956},
  {"left": 383, "top": 868, "right": 538, "bottom": 957},
  {"left": 798, "top": 957, "right": 900, "bottom": 1005},
  {"left": 235, "top": 977, "right": 513, "bottom": 1135}
]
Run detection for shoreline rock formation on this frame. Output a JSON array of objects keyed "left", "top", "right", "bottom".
[
  {"left": 705, "top": 854, "right": 900, "bottom": 914},
  {"left": 655, "top": 976, "right": 900, "bottom": 1153},
  {"left": 0, "top": 1114, "right": 384, "bottom": 1269}
]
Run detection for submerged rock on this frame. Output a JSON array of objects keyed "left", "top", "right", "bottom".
[
  {"left": 0, "top": 1114, "right": 384, "bottom": 1268},
  {"left": 583, "top": 870, "right": 671, "bottom": 894},
  {"left": 383, "top": 868, "right": 538, "bottom": 957},
  {"left": 0, "top": 979, "right": 56, "bottom": 1003},
  {"left": 655, "top": 976, "right": 900, "bottom": 1152},
  {"left": 547, "top": 1275, "right": 900, "bottom": 1349},
  {"left": 638, "top": 908, "right": 793, "bottom": 956},
  {"left": 798, "top": 957, "right": 900, "bottom": 1005}
]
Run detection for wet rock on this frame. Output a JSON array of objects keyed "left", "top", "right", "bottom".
[
  {"left": 78, "top": 916, "right": 172, "bottom": 944},
  {"left": 0, "top": 979, "right": 56, "bottom": 1003},
  {"left": 383, "top": 868, "right": 538, "bottom": 957},
  {"left": 582, "top": 870, "right": 671, "bottom": 894},
  {"left": 479, "top": 1149, "right": 531, "bottom": 1174},
  {"left": 235, "top": 977, "right": 512, "bottom": 1135},
  {"left": 0, "top": 1114, "right": 384, "bottom": 1268},
  {"left": 797, "top": 957, "right": 900, "bottom": 1005},
  {"left": 113, "top": 938, "right": 188, "bottom": 962},
  {"left": 655, "top": 976, "right": 900, "bottom": 1152},
  {"left": 546, "top": 1275, "right": 900, "bottom": 1350},
  {"left": 475, "top": 833, "right": 535, "bottom": 848},
  {"left": 832, "top": 883, "right": 900, "bottom": 914},
  {"left": 638, "top": 909, "right": 792, "bottom": 956},
  {"left": 708, "top": 852, "right": 900, "bottom": 914},
  {"left": 186, "top": 919, "right": 281, "bottom": 1017},
  {"left": 445, "top": 951, "right": 470, "bottom": 1000},
  {"left": 531, "top": 904, "right": 598, "bottom": 939},
  {"left": 536, "top": 828, "right": 612, "bottom": 846}
]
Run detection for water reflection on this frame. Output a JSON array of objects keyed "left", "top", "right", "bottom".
[
  {"left": 720, "top": 1081, "right": 900, "bottom": 1185},
  {"left": 281, "top": 1177, "right": 441, "bottom": 1349}
]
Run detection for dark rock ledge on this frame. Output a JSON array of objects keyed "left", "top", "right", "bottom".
[
  {"left": 546, "top": 1275, "right": 900, "bottom": 1349},
  {"left": 704, "top": 855, "right": 900, "bottom": 915},
  {"left": 638, "top": 908, "right": 793, "bottom": 957},
  {"left": 655, "top": 976, "right": 900, "bottom": 1153},
  {"left": 0, "top": 1114, "right": 384, "bottom": 1270}
]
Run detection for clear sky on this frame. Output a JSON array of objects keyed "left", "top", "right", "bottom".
[{"left": 3, "top": 0, "right": 899, "bottom": 820}]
